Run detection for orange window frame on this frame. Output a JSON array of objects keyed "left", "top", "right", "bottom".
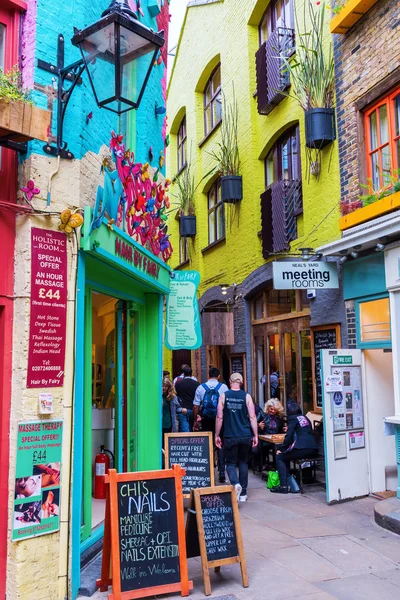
[{"left": 364, "top": 86, "right": 400, "bottom": 191}]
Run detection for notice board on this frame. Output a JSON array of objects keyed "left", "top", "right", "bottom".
[
  {"left": 186, "top": 486, "right": 248, "bottom": 596},
  {"left": 229, "top": 353, "right": 246, "bottom": 389},
  {"left": 311, "top": 325, "right": 341, "bottom": 410},
  {"left": 97, "top": 466, "right": 192, "bottom": 599},
  {"left": 164, "top": 432, "right": 214, "bottom": 497}
]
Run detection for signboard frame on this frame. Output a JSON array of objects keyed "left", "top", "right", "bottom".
[
  {"left": 97, "top": 466, "right": 193, "bottom": 600},
  {"left": 164, "top": 432, "right": 214, "bottom": 498},
  {"left": 186, "top": 486, "right": 248, "bottom": 596},
  {"left": 311, "top": 324, "right": 341, "bottom": 412},
  {"left": 229, "top": 353, "right": 247, "bottom": 389}
]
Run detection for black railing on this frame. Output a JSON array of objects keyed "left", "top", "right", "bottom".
[
  {"left": 260, "top": 179, "right": 302, "bottom": 257},
  {"left": 255, "top": 27, "right": 295, "bottom": 116}
]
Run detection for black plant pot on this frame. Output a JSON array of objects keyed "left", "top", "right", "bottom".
[
  {"left": 305, "top": 108, "right": 336, "bottom": 149},
  {"left": 179, "top": 215, "right": 196, "bottom": 237},
  {"left": 221, "top": 175, "right": 243, "bottom": 203}
]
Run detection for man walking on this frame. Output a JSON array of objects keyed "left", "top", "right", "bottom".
[
  {"left": 175, "top": 365, "right": 199, "bottom": 432},
  {"left": 193, "top": 367, "right": 228, "bottom": 482},
  {"left": 215, "top": 373, "right": 258, "bottom": 502}
]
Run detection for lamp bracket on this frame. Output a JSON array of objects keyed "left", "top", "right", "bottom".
[
  {"left": 0, "top": 135, "right": 27, "bottom": 153},
  {"left": 38, "top": 34, "right": 85, "bottom": 160}
]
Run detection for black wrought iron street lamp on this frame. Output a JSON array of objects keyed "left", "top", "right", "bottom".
[{"left": 39, "top": 0, "right": 164, "bottom": 159}]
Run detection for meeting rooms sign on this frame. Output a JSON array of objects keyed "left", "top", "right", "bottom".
[{"left": 273, "top": 262, "right": 339, "bottom": 290}]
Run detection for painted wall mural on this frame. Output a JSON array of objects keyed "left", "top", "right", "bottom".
[{"left": 91, "top": 132, "right": 173, "bottom": 262}]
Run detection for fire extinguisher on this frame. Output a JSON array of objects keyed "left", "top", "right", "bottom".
[{"left": 94, "top": 446, "right": 114, "bottom": 499}]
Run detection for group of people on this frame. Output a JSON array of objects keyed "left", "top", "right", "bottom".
[{"left": 161, "top": 364, "right": 318, "bottom": 499}]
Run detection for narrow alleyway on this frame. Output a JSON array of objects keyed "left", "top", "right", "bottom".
[{"left": 85, "top": 474, "right": 400, "bottom": 600}]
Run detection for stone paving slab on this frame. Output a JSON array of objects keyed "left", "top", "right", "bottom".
[
  {"left": 269, "top": 545, "right": 343, "bottom": 583},
  {"left": 264, "top": 516, "right": 346, "bottom": 539},
  {"left": 317, "top": 572, "right": 400, "bottom": 599}
]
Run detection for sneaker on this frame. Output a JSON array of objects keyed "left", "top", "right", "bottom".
[
  {"left": 239, "top": 494, "right": 247, "bottom": 502},
  {"left": 270, "top": 485, "right": 288, "bottom": 494},
  {"left": 234, "top": 483, "right": 242, "bottom": 502},
  {"left": 218, "top": 475, "right": 227, "bottom": 483}
]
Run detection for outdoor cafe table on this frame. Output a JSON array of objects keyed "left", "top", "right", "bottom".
[{"left": 258, "top": 433, "right": 286, "bottom": 477}]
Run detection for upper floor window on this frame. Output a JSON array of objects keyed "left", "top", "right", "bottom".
[
  {"left": 208, "top": 179, "right": 225, "bottom": 245},
  {"left": 265, "top": 126, "right": 300, "bottom": 187},
  {"left": 177, "top": 116, "right": 187, "bottom": 173},
  {"left": 365, "top": 87, "right": 400, "bottom": 191},
  {"left": 204, "top": 65, "right": 222, "bottom": 136},
  {"left": 259, "top": 0, "right": 293, "bottom": 46}
]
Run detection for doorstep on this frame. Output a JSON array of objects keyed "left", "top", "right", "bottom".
[
  {"left": 374, "top": 496, "right": 400, "bottom": 535},
  {"left": 80, "top": 552, "right": 102, "bottom": 597}
]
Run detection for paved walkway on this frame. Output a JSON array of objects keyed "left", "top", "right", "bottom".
[{"left": 83, "top": 473, "right": 400, "bottom": 600}]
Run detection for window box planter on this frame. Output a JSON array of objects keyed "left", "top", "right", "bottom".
[
  {"left": 339, "top": 190, "right": 400, "bottom": 231},
  {"left": 0, "top": 99, "right": 51, "bottom": 143},
  {"left": 305, "top": 108, "right": 336, "bottom": 150},
  {"left": 179, "top": 215, "right": 196, "bottom": 237},
  {"left": 221, "top": 175, "right": 243, "bottom": 204},
  {"left": 330, "top": 0, "right": 378, "bottom": 35}
]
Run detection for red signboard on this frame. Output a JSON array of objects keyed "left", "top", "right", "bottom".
[{"left": 27, "top": 228, "right": 68, "bottom": 388}]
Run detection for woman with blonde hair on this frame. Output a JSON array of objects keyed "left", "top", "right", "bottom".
[
  {"left": 263, "top": 398, "right": 285, "bottom": 434},
  {"left": 162, "top": 377, "right": 181, "bottom": 437}
]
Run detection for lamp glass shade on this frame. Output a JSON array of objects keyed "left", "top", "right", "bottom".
[{"left": 72, "top": 13, "right": 164, "bottom": 114}]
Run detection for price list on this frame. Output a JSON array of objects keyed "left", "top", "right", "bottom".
[{"left": 200, "top": 492, "right": 238, "bottom": 562}]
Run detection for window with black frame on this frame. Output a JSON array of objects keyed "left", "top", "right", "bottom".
[
  {"left": 207, "top": 179, "right": 225, "bottom": 245},
  {"left": 177, "top": 116, "right": 187, "bottom": 173},
  {"left": 204, "top": 65, "right": 222, "bottom": 136},
  {"left": 259, "top": 0, "right": 293, "bottom": 46},
  {"left": 265, "top": 125, "right": 301, "bottom": 187}
]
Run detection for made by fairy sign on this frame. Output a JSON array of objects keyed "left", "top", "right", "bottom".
[
  {"left": 115, "top": 237, "right": 161, "bottom": 280},
  {"left": 273, "top": 262, "right": 339, "bottom": 290}
]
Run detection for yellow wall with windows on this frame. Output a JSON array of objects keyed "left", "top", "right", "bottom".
[{"left": 167, "top": 0, "right": 341, "bottom": 299}]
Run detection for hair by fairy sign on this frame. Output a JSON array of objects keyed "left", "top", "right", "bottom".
[{"left": 90, "top": 132, "right": 173, "bottom": 262}]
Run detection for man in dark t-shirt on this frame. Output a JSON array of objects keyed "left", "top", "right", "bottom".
[{"left": 175, "top": 365, "right": 199, "bottom": 432}]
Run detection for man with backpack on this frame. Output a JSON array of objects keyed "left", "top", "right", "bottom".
[
  {"left": 193, "top": 367, "right": 228, "bottom": 483},
  {"left": 215, "top": 373, "right": 258, "bottom": 502}
]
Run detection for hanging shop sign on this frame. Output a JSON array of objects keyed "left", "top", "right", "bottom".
[
  {"left": 97, "top": 466, "right": 193, "bottom": 599},
  {"left": 273, "top": 261, "right": 339, "bottom": 290},
  {"left": 165, "top": 271, "right": 202, "bottom": 350},
  {"left": 12, "top": 419, "right": 63, "bottom": 541},
  {"left": 186, "top": 486, "right": 248, "bottom": 596},
  {"left": 164, "top": 432, "right": 214, "bottom": 498},
  {"left": 27, "top": 228, "right": 68, "bottom": 388}
]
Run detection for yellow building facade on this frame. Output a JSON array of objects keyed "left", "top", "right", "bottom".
[{"left": 166, "top": 0, "right": 345, "bottom": 413}]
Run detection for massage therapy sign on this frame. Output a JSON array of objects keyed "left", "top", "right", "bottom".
[
  {"left": 273, "top": 261, "right": 339, "bottom": 290},
  {"left": 27, "top": 228, "right": 68, "bottom": 388}
]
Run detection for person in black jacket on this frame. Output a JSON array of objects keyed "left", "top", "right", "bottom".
[{"left": 271, "top": 402, "right": 318, "bottom": 494}]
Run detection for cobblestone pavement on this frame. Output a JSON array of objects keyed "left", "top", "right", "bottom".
[{"left": 83, "top": 473, "right": 400, "bottom": 600}]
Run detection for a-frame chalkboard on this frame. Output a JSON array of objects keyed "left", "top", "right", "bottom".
[
  {"left": 165, "top": 432, "right": 214, "bottom": 498},
  {"left": 96, "top": 466, "right": 193, "bottom": 600},
  {"left": 185, "top": 486, "right": 248, "bottom": 596}
]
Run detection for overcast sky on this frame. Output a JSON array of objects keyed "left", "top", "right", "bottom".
[{"left": 168, "top": 0, "right": 189, "bottom": 60}]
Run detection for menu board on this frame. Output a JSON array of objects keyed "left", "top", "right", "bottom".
[
  {"left": 165, "top": 433, "right": 214, "bottom": 497},
  {"left": 116, "top": 477, "right": 180, "bottom": 592},
  {"left": 229, "top": 354, "right": 246, "bottom": 388},
  {"left": 312, "top": 328, "right": 339, "bottom": 408},
  {"left": 165, "top": 270, "right": 202, "bottom": 350},
  {"left": 200, "top": 492, "right": 238, "bottom": 562},
  {"left": 331, "top": 366, "right": 363, "bottom": 432}
]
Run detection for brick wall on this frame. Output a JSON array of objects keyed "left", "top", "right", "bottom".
[{"left": 334, "top": 0, "right": 400, "bottom": 213}]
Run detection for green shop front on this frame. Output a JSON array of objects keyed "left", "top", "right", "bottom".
[{"left": 71, "top": 208, "right": 171, "bottom": 595}]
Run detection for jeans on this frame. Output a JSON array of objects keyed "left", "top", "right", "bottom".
[
  {"left": 224, "top": 437, "right": 252, "bottom": 495},
  {"left": 202, "top": 415, "right": 225, "bottom": 477},
  {"left": 178, "top": 409, "right": 193, "bottom": 432},
  {"left": 276, "top": 448, "right": 318, "bottom": 487}
]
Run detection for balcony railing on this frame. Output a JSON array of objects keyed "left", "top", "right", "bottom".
[
  {"left": 261, "top": 179, "right": 302, "bottom": 257},
  {"left": 255, "top": 27, "right": 294, "bottom": 116}
]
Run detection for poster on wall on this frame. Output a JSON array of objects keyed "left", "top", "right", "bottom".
[
  {"left": 166, "top": 270, "right": 202, "bottom": 350},
  {"left": 331, "top": 365, "right": 364, "bottom": 432},
  {"left": 12, "top": 420, "right": 63, "bottom": 541},
  {"left": 27, "top": 228, "right": 68, "bottom": 388}
]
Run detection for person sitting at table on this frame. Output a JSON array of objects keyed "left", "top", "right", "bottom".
[
  {"left": 270, "top": 402, "right": 318, "bottom": 494},
  {"left": 263, "top": 399, "right": 286, "bottom": 435}
]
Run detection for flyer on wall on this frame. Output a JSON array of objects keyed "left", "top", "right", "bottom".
[{"left": 12, "top": 420, "right": 63, "bottom": 541}]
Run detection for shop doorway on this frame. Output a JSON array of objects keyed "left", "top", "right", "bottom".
[{"left": 81, "top": 291, "right": 137, "bottom": 543}]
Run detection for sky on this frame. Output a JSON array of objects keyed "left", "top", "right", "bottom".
[{"left": 168, "top": 0, "right": 189, "bottom": 61}]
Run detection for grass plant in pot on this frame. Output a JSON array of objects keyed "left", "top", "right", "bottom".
[
  {"left": 209, "top": 92, "right": 242, "bottom": 203},
  {"left": 173, "top": 160, "right": 215, "bottom": 238},
  {"left": 280, "top": 2, "right": 336, "bottom": 151}
]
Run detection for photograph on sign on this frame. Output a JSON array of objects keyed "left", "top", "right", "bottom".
[
  {"left": 12, "top": 420, "right": 63, "bottom": 541},
  {"left": 166, "top": 271, "right": 202, "bottom": 350},
  {"left": 273, "top": 261, "right": 339, "bottom": 290}
]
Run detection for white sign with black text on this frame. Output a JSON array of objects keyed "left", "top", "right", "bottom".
[{"left": 273, "top": 261, "right": 339, "bottom": 290}]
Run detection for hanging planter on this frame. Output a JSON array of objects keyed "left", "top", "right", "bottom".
[
  {"left": 305, "top": 108, "right": 336, "bottom": 149},
  {"left": 221, "top": 175, "right": 243, "bottom": 204},
  {"left": 179, "top": 215, "right": 196, "bottom": 237}
]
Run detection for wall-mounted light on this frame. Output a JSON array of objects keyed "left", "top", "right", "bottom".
[
  {"left": 300, "top": 247, "right": 313, "bottom": 260},
  {"left": 39, "top": 0, "right": 165, "bottom": 158},
  {"left": 220, "top": 284, "right": 229, "bottom": 295},
  {"left": 375, "top": 242, "right": 386, "bottom": 252},
  {"left": 339, "top": 255, "right": 348, "bottom": 264},
  {"left": 350, "top": 245, "right": 362, "bottom": 259}
]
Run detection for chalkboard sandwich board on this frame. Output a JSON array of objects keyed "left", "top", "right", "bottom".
[
  {"left": 185, "top": 486, "right": 248, "bottom": 596},
  {"left": 165, "top": 432, "right": 214, "bottom": 498},
  {"left": 96, "top": 466, "right": 193, "bottom": 600}
]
